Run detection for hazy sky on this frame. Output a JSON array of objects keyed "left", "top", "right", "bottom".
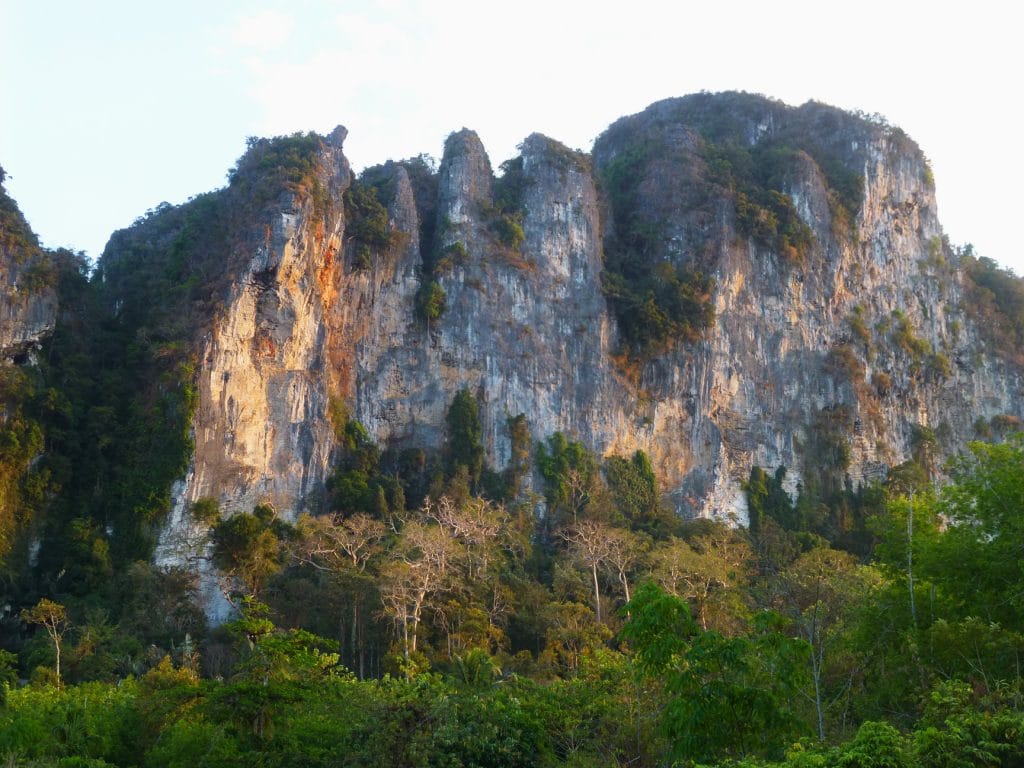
[{"left": 1, "top": 1, "right": 1020, "bottom": 273}]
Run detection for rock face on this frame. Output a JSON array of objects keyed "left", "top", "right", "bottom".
[
  {"left": 0, "top": 177, "right": 56, "bottom": 363},
  {"left": 136, "top": 92, "right": 1021, "bottom": 563}
]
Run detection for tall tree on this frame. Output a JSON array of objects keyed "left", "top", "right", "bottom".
[
  {"left": 560, "top": 520, "right": 614, "bottom": 623},
  {"left": 21, "top": 598, "right": 68, "bottom": 684},
  {"left": 445, "top": 390, "right": 485, "bottom": 490},
  {"left": 775, "top": 547, "right": 877, "bottom": 741}
]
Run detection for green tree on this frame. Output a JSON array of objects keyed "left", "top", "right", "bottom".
[
  {"left": 603, "top": 450, "right": 676, "bottom": 536},
  {"left": 648, "top": 527, "right": 752, "bottom": 633},
  {"left": 445, "top": 389, "right": 484, "bottom": 490},
  {"left": 745, "top": 465, "right": 797, "bottom": 534},
  {"left": 214, "top": 599, "right": 340, "bottom": 740},
  {"left": 211, "top": 506, "right": 290, "bottom": 599},
  {"left": 931, "top": 435, "right": 1024, "bottom": 629},
  {"left": 536, "top": 432, "right": 598, "bottom": 528},
  {"left": 503, "top": 414, "right": 532, "bottom": 502},
  {"left": 776, "top": 547, "right": 879, "bottom": 742},
  {"left": 416, "top": 279, "right": 447, "bottom": 326},
  {"left": 623, "top": 583, "right": 810, "bottom": 763}
]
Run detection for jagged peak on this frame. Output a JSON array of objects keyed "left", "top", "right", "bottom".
[
  {"left": 326, "top": 124, "right": 348, "bottom": 148},
  {"left": 443, "top": 128, "right": 487, "bottom": 159},
  {"left": 438, "top": 128, "right": 493, "bottom": 218},
  {"left": 519, "top": 133, "right": 591, "bottom": 172}
]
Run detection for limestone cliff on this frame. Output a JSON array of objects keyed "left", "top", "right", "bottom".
[{"left": 119, "top": 93, "right": 1021, "bottom": 565}]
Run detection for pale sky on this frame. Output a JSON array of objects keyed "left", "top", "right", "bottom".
[{"left": 1, "top": 1, "right": 1020, "bottom": 274}]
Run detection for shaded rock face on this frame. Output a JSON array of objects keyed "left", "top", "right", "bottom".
[
  {"left": 0, "top": 182, "right": 56, "bottom": 363},
  {"left": 0, "top": 256, "right": 54, "bottom": 363},
  {"left": 149, "top": 92, "right": 1021, "bottom": 569}
]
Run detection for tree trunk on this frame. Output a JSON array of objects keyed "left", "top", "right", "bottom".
[
  {"left": 813, "top": 649, "right": 825, "bottom": 741},
  {"left": 402, "top": 616, "right": 410, "bottom": 661},
  {"left": 908, "top": 497, "right": 917, "bottom": 629},
  {"left": 351, "top": 602, "right": 358, "bottom": 674},
  {"left": 592, "top": 563, "right": 602, "bottom": 623}
]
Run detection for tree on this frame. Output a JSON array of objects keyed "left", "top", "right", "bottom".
[
  {"left": 622, "top": 583, "right": 809, "bottom": 763},
  {"left": 536, "top": 432, "right": 597, "bottom": 528},
  {"left": 776, "top": 546, "right": 877, "bottom": 742},
  {"left": 503, "top": 414, "right": 532, "bottom": 502},
  {"left": 211, "top": 506, "right": 289, "bottom": 599},
  {"left": 445, "top": 390, "right": 484, "bottom": 491},
  {"left": 603, "top": 450, "right": 674, "bottom": 536},
  {"left": 425, "top": 495, "right": 504, "bottom": 580},
  {"left": 380, "top": 520, "right": 462, "bottom": 661},
  {"left": 296, "top": 513, "right": 387, "bottom": 575},
  {"left": 293, "top": 513, "right": 387, "bottom": 678},
  {"left": 648, "top": 527, "right": 752, "bottom": 632},
  {"left": 21, "top": 598, "right": 68, "bottom": 684},
  {"left": 745, "top": 465, "right": 797, "bottom": 534},
  {"left": 560, "top": 520, "right": 614, "bottom": 623},
  {"left": 932, "top": 435, "right": 1024, "bottom": 630},
  {"left": 216, "top": 599, "right": 340, "bottom": 740},
  {"left": 603, "top": 526, "right": 648, "bottom": 605},
  {"left": 416, "top": 280, "right": 447, "bottom": 326}
]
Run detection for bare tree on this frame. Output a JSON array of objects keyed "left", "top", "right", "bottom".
[
  {"left": 293, "top": 513, "right": 388, "bottom": 677},
  {"left": 295, "top": 513, "right": 387, "bottom": 574},
  {"left": 603, "top": 527, "right": 649, "bottom": 605},
  {"left": 560, "top": 520, "right": 614, "bottom": 622},
  {"left": 379, "top": 521, "right": 463, "bottom": 660},
  {"left": 21, "top": 598, "right": 68, "bottom": 684},
  {"left": 425, "top": 495, "right": 504, "bottom": 579}
]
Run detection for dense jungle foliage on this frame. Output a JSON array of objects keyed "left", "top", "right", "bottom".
[{"left": 3, "top": 374, "right": 1024, "bottom": 766}]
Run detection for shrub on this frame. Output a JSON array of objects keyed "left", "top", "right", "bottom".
[
  {"left": 492, "top": 214, "right": 525, "bottom": 249},
  {"left": 889, "top": 310, "right": 931, "bottom": 363},
  {"left": 926, "top": 352, "right": 951, "bottom": 378},
  {"left": 344, "top": 181, "right": 393, "bottom": 270},
  {"left": 416, "top": 280, "right": 447, "bottom": 324},
  {"left": 825, "top": 344, "right": 865, "bottom": 381},
  {"left": 871, "top": 371, "right": 892, "bottom": 397},
  {"left": 848, "top": 305, "right": 872, "bottom": 347}
]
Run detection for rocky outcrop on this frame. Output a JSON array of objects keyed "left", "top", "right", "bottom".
[{"left": 1, "top": 177, "right": 56, "bottom": 363}]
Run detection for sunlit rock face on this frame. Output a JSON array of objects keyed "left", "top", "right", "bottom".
[{"left": 143, "top": 93, "right": 1020, "bottom": 580}]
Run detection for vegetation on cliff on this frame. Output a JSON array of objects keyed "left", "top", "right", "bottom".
[{"left": 0, "top": 166, "right": 42, "bottom": 262}]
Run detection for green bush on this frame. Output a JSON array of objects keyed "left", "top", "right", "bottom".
[
  {"left": 344, "top": 181, "right": 393, "bottom": 270},
  {"left": 493, "top": 213, "right": 525, "bottom": 249}
]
